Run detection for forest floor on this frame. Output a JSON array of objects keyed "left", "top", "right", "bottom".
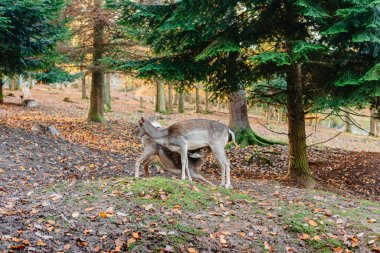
[{"left": 0, "top": 85, "right": 379, "bottom": 253}]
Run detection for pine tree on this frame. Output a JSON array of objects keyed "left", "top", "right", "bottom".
[
  {"left": 0, "top": 0, "right": 65, "bottom": 103},
  {"left": 112, "top": 0, "right": 379, "bottom": 188},
  {"left": 112, "top": 0, "right": 279, "bottom": 145}
]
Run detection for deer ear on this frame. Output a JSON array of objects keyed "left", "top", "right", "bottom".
[{"left": 141, "top": 117, "right": 145, "bottom": 123}]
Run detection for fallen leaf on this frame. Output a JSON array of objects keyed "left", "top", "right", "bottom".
[
  {"left": 308, "top": 220, "right": 318, "bottom": 227},
  {"left": 127, "top": 238, "right": 136, "bottom": 247},
  {"left": 333, "top": 247, "right": 343, "bottom": 253},
  {"left": 72, "top": 212, "right": 80, "bottom": 218},
  {"left": 188, "top": 248, "right": 198, "bottom": 253},
  {"left": 144, "top": 204, "right": 153, "bottom": 211},
  {"left": 132, "top": 232, "right": 141, "bottom": 239},
  {"left": 99, "top": 212, "right": 108, "bottom": 218},
  {"left": 36, "top": 240, "right": 47, "bottom": 246},
  {"left": 299, "top": 233, "right": 310, "bottom": 240},
  {"left": 8, "top": 245, "right": 26, "bottom": 250}
]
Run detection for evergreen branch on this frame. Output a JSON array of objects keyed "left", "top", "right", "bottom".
[
  {"left": 305, "top": 61, "right": 335, "bottom": 69},
  {"left": 255, "top": 120, "right": 288, "bottom": 136},
  {"left": 307, "top": 132, "right": 342, "bottom": 147}
]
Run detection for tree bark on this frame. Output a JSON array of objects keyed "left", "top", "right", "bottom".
[
  {"left": 104, "top": 73, "right": 111, "bottom": 112},
  {"left": 167, "top": 84, "right": 173, "bottom": 112},
  {"left": 173, "top": 92, "right": 178, "bottom": 106},
  {"left": 178, "top": 90, "right": 185, "bottom": 113},
  {"left": 0, "top": 79, "right": 4, "bottom": 104},
  {"left": 370, "top": 110, "right": 379, "bottom": 137},
  {"left": 81, "top": 67, "right": 87, "bottom": 99},
  {"left": 205, "top": 91, "right": 210, "bottom": 112},
  {"left": 28, "top": 76, "right": 33, "bottom": 90},
  {"left": 88, "top": 0, "right": 106, "bottom": 123},
  {"left": 9, "top": 77, "right": 18, "bottom": 91},
  {"left": 195, "top": 85, "right": 201, "bottom": 113},
  {"left": 228, "top": 90, "right": 251, "bottom": 133},
  {"left": 344, "top": 111, "right": 352, "bottom": 133},
  {"left": 18, "top": 75, "right": 23, "bottom": 90},
  {"left": 155, "top": 79, "right": 166, "bottom": 113},
  {"left": 286, "top": 64, "right": 315, "bottom": 188}
]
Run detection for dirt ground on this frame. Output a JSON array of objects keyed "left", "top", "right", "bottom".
[{"left": 0, "top": 85, "right": 379, "bottom": 252}]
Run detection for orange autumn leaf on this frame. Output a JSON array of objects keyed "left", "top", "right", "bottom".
[
  {"left": 99, "top": 212, "right": 108, "bottom": 218},
  {"left": 127, "top": 238, "right": 136, "bottom": 247},
  {"left": 37, "top": 240, "right": 47, "bottom": 246},
  {"left": 308, "top": 219, "right": 318, "bottom": 227}
]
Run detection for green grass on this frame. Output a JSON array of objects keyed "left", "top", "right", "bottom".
[
  {"left": 128, "top": 177, "right": 253, "bottom": 211},
  {"left": 281, "top": 203, "right": 346, "bottom": 252},
  {"left": 129, "top": 177, "right": 215, "bottom": 211},
  {"left": 174, "top": 223, "right": 207, "bottom": 237}
]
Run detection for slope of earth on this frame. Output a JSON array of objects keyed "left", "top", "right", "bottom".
[
  {"left": 0, "top": 129, "right": 379, "bottom": 252},
  {"left": 1, "top": 85, "right": 379, "bottom": 200},
  {"left": 0, "top": 85, "right": 379, "bottom": 252}
]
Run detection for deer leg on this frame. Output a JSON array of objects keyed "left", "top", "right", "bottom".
[
  {"left": 191, "top": 171, "right": 215, "bottom": 186},
  {"left": 135, "top": 149, "right": 155, "bottom": 178},
  {"left": 143, "top": 162, "right": 150, "bottom": 177},
  {"left": 180, "top": 146, "right": 192, "bottom": 181},
  {"left": 210, "top": 145, "right": 231, "bottom": 189}
]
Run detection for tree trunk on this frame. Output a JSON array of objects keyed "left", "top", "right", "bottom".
[
  {"left": 0, "top": 79, "right": 4, "bottom": 104},
  {"left": 178, "top": 90, "right": 185, "bottom": 113},
  {"left": 344, "top": 111, "right": 352, "bottom": 133},
  {"left": 173, "top": 92, "right": 178, "bottom": 106},
  {"left": 228, "top": 90, "right": 251, "bottom": 133},
  {"left": 104, "top": 73, "right": 111, "bottom": 112},
  {"left": 88, "top": 0, "right": 106, "bottom": 123},
  {"left": 205, "top": 91, "right": 210, "bottom": 112},
  {"left": 195, "top": 85, "right": 201, "bottom": 113},
  {"left": 81, "top": 67, "right": 87, "bottom": 99},
  {"left": 167, "top": 84, "right": 173, "bottom": 112},
  {"left": 370, "top": 110, "right": 379, "bottom": 137},
  {"left": 9, "top": 77, "right": 18, "bottom": 91},
  {"left": 285, "top": 64, "right": 315, "bottom": 189},
  {"left": 18, "top": 75, "right": 23, "bottom": 90},
  {"left": 228, "top": 89, "right": 280, "bottom": 146},
  {"left": 28, "top": 76, "right": 33, "bottom": 90},
  {"left": 155, "top": 79, "right": 166, "bottom": 113}
]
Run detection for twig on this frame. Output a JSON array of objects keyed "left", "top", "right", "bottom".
[
  {"left": 337, "top": 113, "right": 370, "bottom": 134},
  {"left": 307, "top": 132, "right": 342, "bottom": 147},
  {"left": 255, "top": 120, "right": 288, "bottom": 136},
  {"left": 339, "top": 108, "right": 372, "bottom": 118}
]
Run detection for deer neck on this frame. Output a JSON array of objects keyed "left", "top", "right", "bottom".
[{"left": 144, "top": 121, "right": 168, "bottom": 145}]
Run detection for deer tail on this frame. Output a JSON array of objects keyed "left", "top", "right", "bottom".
[{"left": 228, "top": 129, "right": 238, "bottom": 146}]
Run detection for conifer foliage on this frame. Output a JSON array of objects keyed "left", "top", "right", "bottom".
[
  {"left": 112, "top": 0, "right": 380, "bottom": 188},
  {"left": 0, "top": 0, "right": 65, "bottom": 103}
]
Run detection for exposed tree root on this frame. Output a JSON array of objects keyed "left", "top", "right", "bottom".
[{"left": 236, "top": 128, "right": 286, "bottom": 147}]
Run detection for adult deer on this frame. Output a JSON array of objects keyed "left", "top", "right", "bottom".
[
  {"left": 134, "top": 117, "right": 214, "bottom": 186},
  {"left": 140, "top": 117, "right": 235, "bottom": 189}
]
